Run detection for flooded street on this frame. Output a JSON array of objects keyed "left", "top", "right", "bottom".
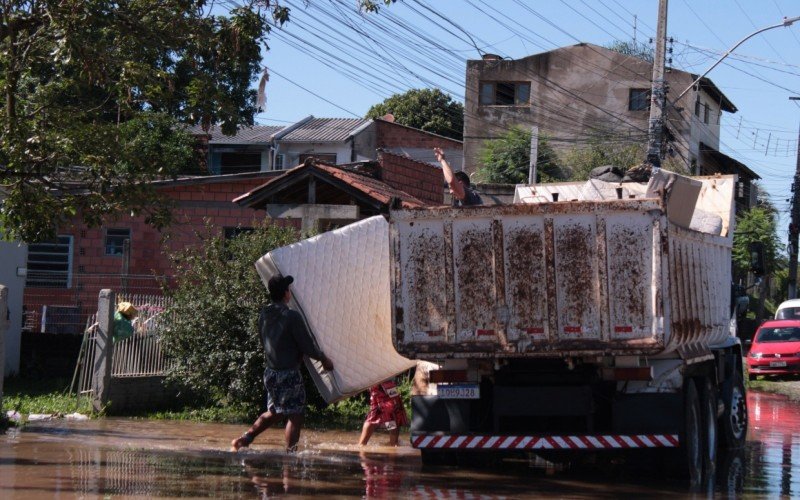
[{"left": 2, "top": 390, "right": 799, "bottom": 498}]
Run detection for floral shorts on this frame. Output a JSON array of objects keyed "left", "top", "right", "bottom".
[{"left": 264, "top": 368, "right": 306, "bottom": 415}]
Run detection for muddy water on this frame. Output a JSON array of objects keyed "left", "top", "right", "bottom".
[{"left": 1, "top": 391, "right": 798, "bottom": 498}]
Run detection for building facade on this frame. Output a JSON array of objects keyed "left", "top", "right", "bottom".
[{"left": 463, "top": 43, "right": 759, "bottom": 208}]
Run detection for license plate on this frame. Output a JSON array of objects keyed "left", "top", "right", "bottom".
[
  {"left": 770, "top": 361, "right": 787, "bottom": 368},
  {"left": 437, "top": 384, "right": 480, "bottom": 399}
]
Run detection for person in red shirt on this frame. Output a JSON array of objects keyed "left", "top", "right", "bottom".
[{"left": 358, "top": 379, "right": 408, "bottom": 446}]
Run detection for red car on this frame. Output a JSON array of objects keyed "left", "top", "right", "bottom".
[{"left": 747, "top": 319, "right": 800, "bottom": 380}]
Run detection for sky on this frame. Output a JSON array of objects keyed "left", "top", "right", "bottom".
[{"left": 224, "top": 0, "right": 799, "bottom": 239}]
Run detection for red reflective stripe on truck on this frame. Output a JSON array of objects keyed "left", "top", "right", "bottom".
[
  {"left": 476, "top": 329, "right": 495, "bottom": 336},
  {"left": 614, "top": 326, "right": 633, "bottom": 333},
  {"left": 563, "top": 326, "right": 582, "bottom": 334},
  {"left": 525, "top": 327, "right": 545, "bottom": 334},
  {"left": 411, "top": 434, "right": 680, "bottom": 450}
]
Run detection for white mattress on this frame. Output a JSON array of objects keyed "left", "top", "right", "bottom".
[{"left": 255, "top": 216, "right": 416, "bottom": 403}]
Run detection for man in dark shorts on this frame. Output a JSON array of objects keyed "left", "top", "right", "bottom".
[
  {"left": 231, "top": 274, "right": 334, "bottom": 452},
  {"left": 433, "top": 147, "right": 483, "bottom": 206}
]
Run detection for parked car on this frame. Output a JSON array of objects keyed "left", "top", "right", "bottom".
[
  {"left": 747, "top": 319, "right": 800, "bottom": 380},
  {"left": 774, "top": 299, "right": 800, "bottom": 319}
]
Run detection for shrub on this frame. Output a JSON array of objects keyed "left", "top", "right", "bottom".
[{"left": 160, "top": 222, "right": 298, "bottom": 411}]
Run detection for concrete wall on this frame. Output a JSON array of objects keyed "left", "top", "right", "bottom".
[
  {"left": 0, "top": 241, "right": 27, "bottom": 376},
  {"left": 279, "top": 142, "right": 353, "bottom": 167},
  {"left": 107, "top": 376, "right": 178, "bottom": 414},
  {"left": 463, "top": 43, "right": 727, "bottom": 174}
]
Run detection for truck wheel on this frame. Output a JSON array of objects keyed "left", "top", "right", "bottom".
[
  {"left": 720, "top": 370, "right": 748, "bottom": 448},
  {"left": 679, "top": 378, "right": 703, "bottom": 486},
  {"left": 699, "top": 376, "right": 718, "bottom": 477}
]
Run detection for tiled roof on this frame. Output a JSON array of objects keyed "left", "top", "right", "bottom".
[
  {"left": 186, "top": 124, "right": 282, "bottom": 144},
  {"left": 315, "top": 163, "right": 426, "bottom": 208},
  {"left": 234, "top": 161, "right": 426, "bottom": 209},
  {"left": 278, "top": 118, "right": 370, "bottom": 142}
]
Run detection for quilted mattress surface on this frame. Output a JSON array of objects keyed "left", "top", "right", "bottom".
[{"left": 255, "top": 216, "right": 415, "bottom": 403}]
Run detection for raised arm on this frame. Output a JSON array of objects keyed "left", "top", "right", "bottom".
[{"left": 434, "top": 147, "right": 465, "bottom": 201}]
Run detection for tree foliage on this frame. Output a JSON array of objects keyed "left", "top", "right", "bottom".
[
  {"left": 366, "top": 88, "right": 464, "bottom": 140},
  {"left": 160, "top": 223, "right": 299, "bottom": 409},
  {"left": 0, "top": 1, "right": 278, "bottom": 242},
  {"left": 606, "top": 40, "right": 654, "bottom": 63},
  {"left": 474, "top": 126, "right": 564, "bottom": 184},
  {"left": 560, "top": 134, "right": 646, "bottom": 180},
  {"left": 733, "top": 204, "right": 783, "bottom": 279}
]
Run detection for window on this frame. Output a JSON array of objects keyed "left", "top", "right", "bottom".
[
  {"left": 694, "top": 99, "right": 701, "bottom": 117},
  {"left": 703, "top": 104, "right": 710, "bottom": 124},
  {"left": 479, "top": 81, "right": 530, "bottom": 105},
  {"left": 628, "top": 89, "right": 650, "bottom": 111},
  {"left": 105, "top": 228, "right": 131, "bottom": 256},
  {"left": 299, "top": 154, "right": 337, "bottom": 164},
  {"left": 274, "top": 154, "right": 284, "bottom": 170},
  {"left": 26, "top": 235, "right": 73, "bottom": 288},
  {"left": 219, "top": 152, "right": 262, "bottom": 174}
]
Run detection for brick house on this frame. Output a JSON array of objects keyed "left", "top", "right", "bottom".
[
  {"left": 20, "top": 148, "right": 445, "bottom": 342},
  {"left": 22, "top": 172, "right": 283, "bottom": 336},
  {"left": 234, "top": 152, "right": 443, "bottom": 232}
]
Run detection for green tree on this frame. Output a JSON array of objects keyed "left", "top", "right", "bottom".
[
  {"left": 733, "top": 204, "right": 783, "bottom": 279},
  {"left": 0, "top": 0, "right": 395, "bottom": 242},
  {"left": 160, "top": 223, "right": 299, "bottom": 409},
  {"left": 606, "top": 40, "right": 654, "bottom": 63},
  {"left": 560, "top": 134, "right": 646, "bottom": 180},
  {"left": 0, "top": 1, "right": 276, "bottom": 242},
  {"left": 366, "top": 88, "right": 464, "bottom": 140},
  {"left": 474, "top": 126, "right": 564, "bottom": 184}
]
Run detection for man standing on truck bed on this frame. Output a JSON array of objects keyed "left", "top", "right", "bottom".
[
  {"left": 231, "top": 274, "right": 334, "bottom": 453},
  {"left": 434, "top": 147, "right": 482, "bottom": 206}
]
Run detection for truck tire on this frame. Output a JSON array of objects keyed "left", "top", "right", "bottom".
[
  {"left": 699, "top": 376, "right": 718, "bottom": 477},
  {"left": 720, "top": 370, "right": 748, "bottom": 448},
  {"left": 677, "top": 378, "right": 703, "bottom": 486}
]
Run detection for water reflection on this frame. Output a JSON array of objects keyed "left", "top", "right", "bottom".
[
  {"left": 1, "top": 391, "right": 799, "bottom": 497},
  {"left": 745, "top": 391, "right": 800, "bottom": 497}
]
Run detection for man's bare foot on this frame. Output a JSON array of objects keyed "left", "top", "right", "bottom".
[{"left": 231, "top": 436, "right": 249, "bottom": 452}]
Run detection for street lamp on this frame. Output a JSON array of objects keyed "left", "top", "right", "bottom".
[{"left": 675, "top": 16, "right": 800, "bottom": 102}]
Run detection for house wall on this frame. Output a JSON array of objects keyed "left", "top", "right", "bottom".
[
  {"left": 278, "top": 142, "right": 353, "bottom": 167},
  {"left": 378, "top": 152, "right": 444, "bottom": 205},
  {"left": 0, "top": 241, "right": 27, "bottom": 375},
  {"left": 463, "top": 44, "right": 726, "bottom": 175},
  {"left": 373, "top": 119, "right": 464, "bottom": 170},
  {"left": 22, "top": 176, "right": 299, "bottom": 336}
]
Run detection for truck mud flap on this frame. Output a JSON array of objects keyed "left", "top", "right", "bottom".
[
  {"left": 612, "top": 392, "right": 682, "bottom": 434},
  {"left": 411, "top": 396, "right": 470, "bottom": 433}
]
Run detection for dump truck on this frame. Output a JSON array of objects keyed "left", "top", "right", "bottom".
[{"left": 388, "top": 170, "right": 748, "bottom": 482}]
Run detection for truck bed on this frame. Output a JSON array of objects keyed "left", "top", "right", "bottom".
[{"left": 389, "top": 174, "right": 736, "bottom": 360}]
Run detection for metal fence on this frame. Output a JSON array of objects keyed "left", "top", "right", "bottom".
[
  {"left": 24, "top": 273, "right": 169, "bottom": 336},
  {"left": 74, "top": 293, "right": 174, "bottom": 397},
  {"left": 112, "top": 294, "right": 174, "bottom": 377}
]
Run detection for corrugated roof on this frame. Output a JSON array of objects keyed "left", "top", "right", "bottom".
[
  {"left": 278, "top": 118, "right": 370, "bottom": 142},
  {"left": 186, "top": 124, "right": 282, "bottom": 144}
]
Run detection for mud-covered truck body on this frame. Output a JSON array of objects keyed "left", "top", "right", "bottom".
[{"left": 389, "top": 171, "right": 747, "bottom": 480}]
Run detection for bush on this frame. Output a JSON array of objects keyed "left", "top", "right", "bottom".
[{"left": 160, "top": 222, "right": 298, "bottom": 411}]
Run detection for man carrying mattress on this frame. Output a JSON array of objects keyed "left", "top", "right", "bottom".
[{"left": 231, "top": 274, "right": 334, "bottom": 453}]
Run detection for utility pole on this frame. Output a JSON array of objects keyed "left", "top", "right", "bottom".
[
  {"left": 528, "top": 126, "right": 539, "bottom": 185},
  {"left": 788, "top": 96, "right": 800, "bottom": 299},
  {"left": 645, "top": 0, "right": 668, "bottom": 170}
]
